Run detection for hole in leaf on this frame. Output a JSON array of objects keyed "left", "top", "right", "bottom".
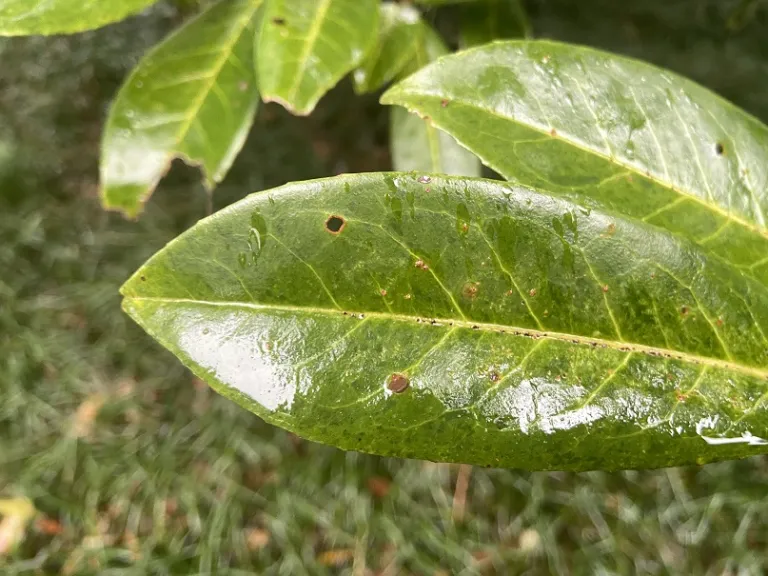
[
  {"left": 325, "top": 215, "right": 345, "bottom": 234},
  {"left": 715, "top": 142, "right": 724, "bottom": 155}
]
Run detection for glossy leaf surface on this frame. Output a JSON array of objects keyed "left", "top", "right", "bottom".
[
  {"left": 100, "top": 0, "right": 262, "bottom": 218},
  {"left": 0, "top": 0, "right": 159, "bottom": 35},
  {"left": 459, "top": 0, "right": 531, "bottom": 48},
  {"left": 122, "top": 173, "right": 768, "bottom": 471},
  {"left": 256, "top": 0, "right": 378, "bottom": 115},
  {"left": 382, "top": 41, "right": 768, "bottom": 285},
  {"left": 353, "top": 2, "right": 423, "bottom": 94},
  {"left": 390, "top": 26, "right": 480, "bottom": 176}
]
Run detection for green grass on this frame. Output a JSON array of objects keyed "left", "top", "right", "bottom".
[{"left": 1, "top": 1, "right": 768, "bottom": 574}]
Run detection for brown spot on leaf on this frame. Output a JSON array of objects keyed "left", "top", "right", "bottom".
[
  {"left": 463, "top": 282, "right": 480, "bottom": 299},
  {"left": 379, "top": 288, "right": 387, "bottom": 297},
  {"left": 550, "top": 128, "right": 557, "bottom": 136},
  {"left": 675, "top": 389, "right": 688, "bottom": 402},
  {"left": 272, "top": 17, "right": 286, "bottom": 25},
  {"left": 325, "top": 215, "right": 345, "bottom": 234},
  {"left": 602, "top": 285, "right": 609, "bottom": 293},
  {"left": 529, "top": 288, "right": 537, "bottom": 297},
  {"left": 441, "top": 99, "right": 449, "bottom": 107},
  {"left": 488, "top": 370, "right": 500, "bottom": 382},
  {"left": 140, "top": 276, "right": 146, "bottom": 281},
  {"left": 388, "top": 373, "right": 409, "bottom": 393},
  {"left": 607, "top": 223, "right": 616, "bottom": 236},
  {"left": 715, "top": 142, "right": 725, "bottom": 155},
  {"left": 681, "top": 305, "right": 689, "bottom": 316},
  {"left": 414, "top": 259, "right": 429, "bottom": 270},
  {"left": 716, "top": 317, "right": 724, "bottom": 326},
  {"left": 404, "top": 293, "right": 412, "bottom": 300}
]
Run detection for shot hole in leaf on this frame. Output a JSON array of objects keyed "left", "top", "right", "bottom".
[{"left": 325, "top": 215, "right": 346, "bottom": 234}]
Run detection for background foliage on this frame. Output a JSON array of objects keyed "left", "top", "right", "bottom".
[{"left": 1, "top": 0, "right": 768, "bottom": 573}]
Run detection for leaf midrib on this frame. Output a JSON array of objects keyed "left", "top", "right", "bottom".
[
  {"left": 124, "top": 296, "right": 768, "bottom": 380},
  {"left": 169, "top": 1, "right": 260, "bottom": 169},
  {"left": 286, "top": 0, "right": 333, "bottom": 106},
  {"left": 386, "top": 94, "right": 768, "bottom": 241}
]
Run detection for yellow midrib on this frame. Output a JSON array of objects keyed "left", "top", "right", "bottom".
[{"left": 124, "top": 295, "right": 768, "bottom": 381}]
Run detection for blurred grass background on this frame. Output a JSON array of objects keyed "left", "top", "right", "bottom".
[{"left": 1, "top": 0, "right": 767, "bottom": 573}]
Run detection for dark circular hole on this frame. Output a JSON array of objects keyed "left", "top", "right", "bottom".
[
  {"left": 715, "top": 142, "right": 724, "bottom": 155},
  {"left": 325, "top": 215, "right": 345, "bottom": 234}
]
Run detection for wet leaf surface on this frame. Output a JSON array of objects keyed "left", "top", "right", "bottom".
[
  {"left": 0, "top": 0, "right": 160, "bottom": 35},
  {"left": 256, "top": 0, "right": 379, "bottom": 115},
  {"left": 382, "top": 41, "right": 768, "bottom": 286},
  {"left": 123, "top": 173, "right": 768, "bottom": 471},
  {"left": 100, "top": 0, "right": 262, "bottom": 218}
]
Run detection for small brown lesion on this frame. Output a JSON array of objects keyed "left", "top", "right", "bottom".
[
  {"left": 414, "top": 259, "right": 429, "bottom": 270},
  {"left": 388, "top": 373, "right": 409, "bottom": 393},
  {"left": 462, "top": 282, "right": 480, "bottom": 299},
  {"left": 272, "top": 17, "right": 286, "bottom": 25},
  {"left": 325, "top": 215, "right": 346, "bottom": 234},
  {"left": 715, "top": 142, "right": 725, "bottom": 156}
]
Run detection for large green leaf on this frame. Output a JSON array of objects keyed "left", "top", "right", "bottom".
[
  {"left": 121, "top": 173, "right": 768, "bottom": 471},
  {"left": 256, "top": 0, "right": 379, "bottom": 115},
  {"left": 100, "top": 0, "right": 262, "bottom": 219},
  {"left": 0, "top": 0, "right": 159, "bottom": 35},
  {"left": 381, "top": 41, "right": 768, "bottom": 286},
  {"left": 459, "top": 0, "right": 531, "bottom": 48},
  {"left": 390, "top": 25, "right": 480, "bottom": 176},
  {"left": 352, "top": 2, "right": 423, "bottom": 94}
]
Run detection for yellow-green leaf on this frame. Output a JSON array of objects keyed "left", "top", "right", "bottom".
[
  {"left": 0, "top": 0, "right": 160, "bottom": 35},
  {"left": 381, "top": 41, "right": 768, "bottom": 285},
  {"left": 100, "top": 0, "right": 262, "bottom": 218},
  {"left": 122, "top": 173, "right": 768, "bottom": 471},
  {"left": 353, "top": 2, "right": 423, "bottom": 94},
  {"left": 256, "top": 0, "right": 379, "bottom": 115}
]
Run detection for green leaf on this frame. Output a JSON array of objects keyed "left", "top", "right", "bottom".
[
  {"left": 390, "top": 26, "right": 480, "bottom": 176},
  {"left": 381, "top": 41, "right": 768, "bottom": 286},
  {"left": 459, "top": 0, "right": 531, "bottom": 48},
  {"left": 352, "top": 2, "right": 423, "bottom": 94},
  {"left": 100, "top": 0, "right": 262, "bottom": 219},
  {"left": 0, "top": 0, "right": 160, "bottom": 35},
  {"left": 121, "top": 172, "right": 768, "bottom": 471},
  {"left": 256, "top": 0, "right": 379, "bottom": 115}
]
